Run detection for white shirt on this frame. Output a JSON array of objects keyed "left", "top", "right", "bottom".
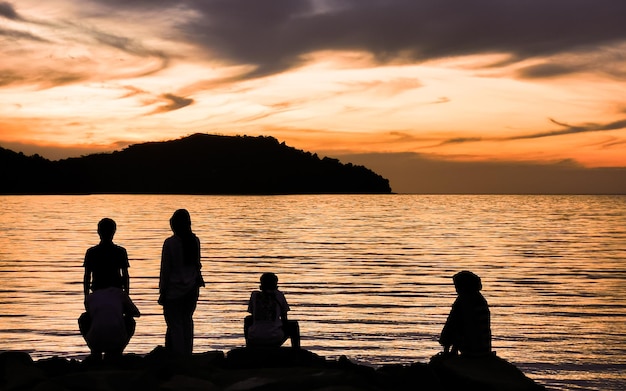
[{"left": 247, "top": 290, "right": 290, "bottom": 345}]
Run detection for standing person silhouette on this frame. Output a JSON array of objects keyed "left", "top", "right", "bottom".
[
  {"left": 439, "top": 270, "right": 492, "bottom": 356},
  {"left": 159, "top": 209, "right": 205, "bottom": 356},
  {"left": 83, "top": 218, "right": 130, "bottom": 302},
  {"left": 244, "top": 272, "right": 300, "bottom": 349}
]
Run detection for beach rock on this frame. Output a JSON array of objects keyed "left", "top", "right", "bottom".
[
  {"left": 224, "top": 347, "right": 326, "bottom": 369},
  {"left": 429, "top": 352, "right": 545, "bottom": 391},
  {"left": 0, "top": 348, "right": 546, "bottom": 391}
]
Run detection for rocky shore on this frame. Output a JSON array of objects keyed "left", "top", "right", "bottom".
[{"left": 1, "top": 347, "right": 546, "bottom": 391}]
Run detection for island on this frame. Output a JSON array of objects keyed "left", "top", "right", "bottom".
[{"left": 0, "top": 134, "right": 392, "bottom": 194}]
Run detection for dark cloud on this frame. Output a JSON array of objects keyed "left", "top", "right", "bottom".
[
  {"left": 0, "top": 1, "right": 20, "bottom": 20},
  {"left": 0, "top": 68, "right": 86, "bottom": 88},
  {"left": 516, "top": 63, "right": 580, "bottom": 79},
  {"left": 0, "top": 70, "right": 23, "bottom": 86},
  {"left": 149, "top": 93, "right": 194, "bottom": 114},
  {"left": 509, "top": 118, "right": 626, "bottom": 140},
  {"left": 0, "top": 27, "right": 49, "bottom": 42},
  {"left": 437, "top": 117, "right": 626, "bottom": 146},
  {"left": 72, "top": 0, "right": 625, "bottom": 81},
  {"left": 438, "top": 137, "right": 483, "bottom": 146},
  {"left": 176, "top": 0, "right": 626, "bottom": 80}
]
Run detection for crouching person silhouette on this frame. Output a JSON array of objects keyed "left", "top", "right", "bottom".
[
  {"left": 79, "top": 287, "right": 140, "bottom": 362},
  {"left": 244, "top": 272, "right": 300, "bottom": 349},
  {"left": 439, "top": 270, "right": 492, "bottom": 356}
]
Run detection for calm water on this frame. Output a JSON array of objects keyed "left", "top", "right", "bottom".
[{"left": 0, "top": 194, "right": 625, "bottom": 390}]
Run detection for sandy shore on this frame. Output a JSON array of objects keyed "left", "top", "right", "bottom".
[{"left": 0, "top": 347, "right": 546, "bottom": 391}]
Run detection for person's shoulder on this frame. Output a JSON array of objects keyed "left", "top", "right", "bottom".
[
  {"left": 85, "top": 244, "right": 100, "bottom": 254},
  {"left": 84, "top": 244, "right": 103, "bottom": 261},
  {"left": 112, "top": 243, "right": 127, "bottom": 253},
  {"left": 163, "top": 235, "right": 180, "bottom": 245}
]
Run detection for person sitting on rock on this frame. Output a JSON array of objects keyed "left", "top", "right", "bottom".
[
  {"left": 244, "top": 272, "right": 300, "bottom": 349},
  {"left": 439, "top": 270, "right": 492, "bottom": 356},
  {"left": 79, "top": 286, "right": 140, "bottom": 361}
]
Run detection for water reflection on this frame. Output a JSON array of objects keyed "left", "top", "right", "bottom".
[{"left": 0, "top": 195, "right": 625, "bottom": 390}]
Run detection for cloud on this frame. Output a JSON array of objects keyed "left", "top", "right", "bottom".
[
  {"left": 430, "top": 97, "right": 450, "bottom": 105},
  {"left": 516, "top": 63, "right": 579, "bottom": 79},
  {"left": 438, "top": 137, "right": 483, "bottom": 146},
  {"left": 509, "top": 118, "right": 626, "bottom": 140},
  {"left": 176, "top": 0, "right": 626, "bottom": 80},
  {"left": 62, "top": 0, "right": 623, "bottom": 83},
  {"left": 436, "top": 117, "right": 626, "bottom": 146},
  {"left": 0, "top": 1, "right": 20, "bottom": 20},
  {"left": 0, "top": 27, "right": 49, "bottom": 42},
  {"left": 6, "top": 0, "right": 623, "bottom": 86},
  {"left": 74, "top": 23, "right": 169, "bottom": 65},
  {"left": 0, "top": 2, "right": 171, "bottom": 89},
  {"left": 149, "top": 93, "right": 194, "bottom": 114}
]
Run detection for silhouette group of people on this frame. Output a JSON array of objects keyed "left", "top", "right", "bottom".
[{"left": 80, "top": 210, "right": 491, "bottom": 361}]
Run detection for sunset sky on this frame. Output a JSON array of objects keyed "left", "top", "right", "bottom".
[{"left": 1, "top": 0, "right": 625, "bottom": 193}]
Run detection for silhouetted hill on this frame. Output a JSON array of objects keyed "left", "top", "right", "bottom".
[{"left": 0, "top": 134, "right": 392, "bottom": 194}]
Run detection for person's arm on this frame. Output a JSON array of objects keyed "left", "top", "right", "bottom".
[
  {"left": 277, "top": 291, "right": 290, "bottom": 322},
  {"left": 247, "top": 292, "right": 256, "bottom": 314},
  {"left": 196, "top": 237, "right": 205, "bottom": 287},
  {"left": 83, "top": 251, "right": 92, "bottom": 300},
  {"left": 122, "top": 266, "right": 130, "bottom": 294},
  {"left": 83, "top": 264, "right": 91, "bottom": 311},
  {"left": 121, "top": 247, "right": 130, "bottom": 293},
  {"left": 158, "top": 241, "right": 170, "bottom": 305},
  {"left": 439, "top": 300, "right": 460, "bottom": 352}
]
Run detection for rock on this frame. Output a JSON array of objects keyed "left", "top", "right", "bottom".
[
  {"left": 224, "top": 347, "right": 325, "bottom": 369},
  {"left": 429, "top": 352, "right": 546, "bottom": 391},
  {"left": 0, "top": 351, "right": 46, "bottom": 390},
  {"left": 0, "top": 349, "right": 546, "bottom": 391}
]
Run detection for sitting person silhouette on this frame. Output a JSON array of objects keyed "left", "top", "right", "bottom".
[
  {"left": 244, "top": 272, "right": 300, "bottom": 349},
  {"left": 439, "top": 270, "right": 492, "bottom": 356},
  {"left": 79, "top": 287, "right": 140, "bottom": 361}
]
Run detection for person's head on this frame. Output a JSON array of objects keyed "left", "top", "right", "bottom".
[
  {"left": 452, "top": 270, "right": 482, "bottom": 295},
  {"left": 260, "top": 272, "right": 278, "bottom": 291},
  {"left": 170, "top": 209, "right": 192, "bottom": 236},
  {"left": 97, "top": 218, "right": 116, "bottom": 242}
]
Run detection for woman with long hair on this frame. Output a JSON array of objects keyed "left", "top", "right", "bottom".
[{"left": 159, "top": 209, "right": 205, "bottom": 356}]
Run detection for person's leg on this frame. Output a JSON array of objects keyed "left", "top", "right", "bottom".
[
  {"left": 124, "top": 315, "right": 137, "bottom": 348},
  {"left": 163, "top": 299, "right": 186, "bottom": 356},
  {"left": 244, "top": 315, "right": 253, "bottom": 346},
  {"left": 79, "top": 312, "right": 103, "bottom": 361},
  {"left": 286, "top": 320, "right": 301, "bottom": 349},
  {"left": 181, "top": 288, "right": 199, "bottom": 356},
  {"left": 78, "top": 312, "right": 91, "bottom": 340},
  {"left": 165, "top": 288, "right": 198, "bottom": 356}
]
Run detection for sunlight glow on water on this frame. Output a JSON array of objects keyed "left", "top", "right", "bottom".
[{"left": 1, "top": 194, "right": 625, "bottom": 390}]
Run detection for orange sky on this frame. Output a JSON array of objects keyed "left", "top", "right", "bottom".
[{"left": 1, "top": 1, "right": 626, "bottom": 193}]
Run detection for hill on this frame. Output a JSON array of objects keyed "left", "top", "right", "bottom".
[{"left": 0, "top": 134, "right": 392, "bottom": 194}]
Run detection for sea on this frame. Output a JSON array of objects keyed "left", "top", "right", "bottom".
[{"left": 0, "top": 194, "right": 624, "bottom": 390}]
